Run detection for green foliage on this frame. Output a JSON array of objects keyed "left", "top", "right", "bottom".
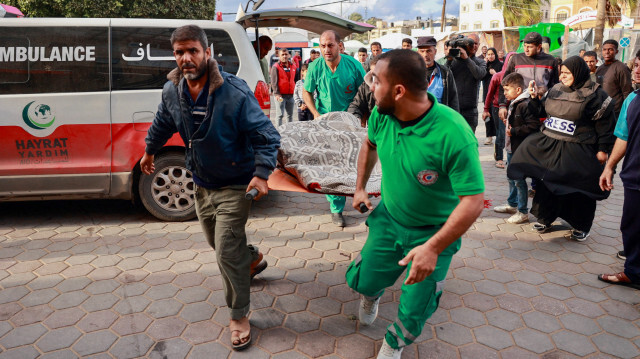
[
  {"left": 4, "top": 0, "right": 217, "bottom": 19},
  {"left": 496, "top": 0, "right": 546, "bottom": 27}
]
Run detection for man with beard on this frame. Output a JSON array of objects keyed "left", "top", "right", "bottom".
[
  {"left": 140, "top": 25, "right": 280, "bottom": 351},
  {"left": 416, "top": 36, "right": 458, "bottom": 111},
  {"left": 253, "top": 35, "right": 272, "bottom": 85},
  {"left": 303, "top": 29, "right": 365, "bottom": 227},
  {"left": 596, "top": 39, "right": 632, "bottom": 116},
  {"left": 364, "top": 41, "right": 383, "bottom": 71},
  {"left": 347, "top": 49, "right": 484, "bottom": 359},
  {"left": 447, "top": 33, "right": 486, "bottom": 131}
]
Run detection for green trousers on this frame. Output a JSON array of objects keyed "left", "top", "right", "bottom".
[
  {"left": 346, "top": 202, "right": 460, "bottom": 349},
  {"left": 195, "top": 185, "right": 260, "bottom": 320},
  {"left": 326, "top": 194, "right": 345, "bottom": 213}
]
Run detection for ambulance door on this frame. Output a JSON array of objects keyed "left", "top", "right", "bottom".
[{"left": 0, "top": 19, "right": 112, "bottom": 198}]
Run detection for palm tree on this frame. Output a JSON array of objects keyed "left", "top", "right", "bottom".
[
  {"left": 497, "top": 0, "right": 547, "bottom": 27},
  {"left": 594, "top": 0, "right": 638, "bottom": 52}
]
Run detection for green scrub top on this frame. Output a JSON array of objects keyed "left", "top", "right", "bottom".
[
  {"left": 367, "top": 93, "right": 485, "bottom": 227},
  {"left": 304, "top": 54, "right": 365, "bottom": 114}
]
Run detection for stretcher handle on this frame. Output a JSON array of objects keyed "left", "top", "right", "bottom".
[
  {"left": 245, "top": 188, "right": 259, "bottom": 200},
  {"left": 358, "top": 203, "right": 369, "bottom": 213}
]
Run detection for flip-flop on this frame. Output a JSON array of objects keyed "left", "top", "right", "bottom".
[
  {"left": 495, "top": 161, "right": 505, "bottom": 169},
  {"left": 597, "top": 272, "right": 640, "bottom": 290},
  {"left": 231, "top": 329, "right": 252, "bottom": 350}
]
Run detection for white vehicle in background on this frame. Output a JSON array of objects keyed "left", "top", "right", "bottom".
[{"left": 0, "top": 9, "right": 372, "bottom": 221}]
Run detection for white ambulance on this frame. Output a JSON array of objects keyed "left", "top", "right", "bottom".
[{"left": 0, "top": 10, "right": 372, "bottom": 221}]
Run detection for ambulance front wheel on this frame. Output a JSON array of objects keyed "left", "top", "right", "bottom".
[{"left": 139, "top": 153, "right": 197, "bottom": 221}]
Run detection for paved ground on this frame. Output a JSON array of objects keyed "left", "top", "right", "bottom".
[{"left": 1, "top": 116, "right": 639, "bottom": 358}]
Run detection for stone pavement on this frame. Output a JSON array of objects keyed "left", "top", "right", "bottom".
[{"left": 1, "top": 130, "right": 640, "bottom": 358}]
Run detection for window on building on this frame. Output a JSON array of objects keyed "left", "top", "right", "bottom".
[
  {"left": 492, "top": 0, "right": 499, "bottom": 9},
  {"left": 556, "top": 11, "right": 568, "bottom": 22},
  {"left": 462, "top": 5, "right": 469, "bottom": 13},
  {"left": 475, "top": 2, "right": 483, "bottom": 10},
  {"left": 490, "top": 21, "right": 500, "bottom": 29},
  {"left": 474, "top": 22, "right": 482, "bottom": 30},
  {"left": 461, "top": 24, "right": 468, "bottom": 30}
]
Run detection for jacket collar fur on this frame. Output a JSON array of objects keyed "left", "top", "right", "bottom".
[{"left": 167, "top": 59, "right": 224, "bottom": 96}]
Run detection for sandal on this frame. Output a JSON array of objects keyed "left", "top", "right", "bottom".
[
  {"left": 597, "top": 272, "right": 640, "bottom": 290},
  {"left": 231, "top": 329, "right": 252, "bottom": 350},
  {"left": 495, "top": 160, "right": 505, "bottom": 169}
]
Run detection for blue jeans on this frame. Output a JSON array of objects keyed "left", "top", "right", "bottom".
[
  {"left": 492, "top": 105, "right": 505, "bottom": 161},
  {"left": 276, "top": 94, "right": 294, "bottom": 126},
  {"left": 506, "top": 152, "right": 528, "bottom": 214}
]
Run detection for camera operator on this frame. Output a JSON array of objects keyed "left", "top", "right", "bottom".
[{"left": 446, "top": 33, "right": 487, "bottom": 132}]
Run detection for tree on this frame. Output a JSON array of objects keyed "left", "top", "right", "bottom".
[
  {"left": 4, "top": 0, "right": 217, "bottom": 19},
  {"left": 496, "top": 0, "right": 547, "bottom": 27},
  {"left": 594, "top": 0, "right": 638, "bottom": 52},
  {"left": 348, "top": 12, "right": 369, "bottom": 43},
  {"left": 348, "top": 12, "right": 363, "bottom": 22}
]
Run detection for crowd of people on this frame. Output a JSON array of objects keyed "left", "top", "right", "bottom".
[{"left": 140, "top": 24, "right": 640, "bottom": 359}]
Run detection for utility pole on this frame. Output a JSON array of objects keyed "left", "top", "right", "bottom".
[{"left": 440, "top": 0, "right": 446, "bottom": 32}]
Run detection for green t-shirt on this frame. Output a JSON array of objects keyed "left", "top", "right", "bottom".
[
  {"left": 304, "top": 54, "right": 365, "bottom": 114},
  {"left": 368, "top": 92, "right": 485, "bottom": 227}
]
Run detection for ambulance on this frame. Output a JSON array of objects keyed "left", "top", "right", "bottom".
[{"left": 0, "top": 10, "right": 372, "bottom": 221}]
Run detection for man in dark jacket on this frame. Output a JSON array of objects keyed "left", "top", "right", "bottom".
[
  {"left": 140, "top": 25, "right": 280, "bottom": 351},
  {"left": 596, "top": 39, "right": 632, "bottom": 116},
  {"left": 417, "top": 36, "right": 459, "bottom": 111},
  {"left": 348, "top": 55, "right": 379, "bottom": 127},
  {"left": 499, "top": 31, "right": 559, "bottom": 122},
  {"left": 447, "top": 33, "right": 486, "bottom": 131}
]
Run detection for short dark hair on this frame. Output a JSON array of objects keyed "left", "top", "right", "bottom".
[
  {"left": 378, "top": 50, "right": 427, "bottom": 93},
  {"left": 321, "top": 30, "right": 342, "bottom": 43},
  {"left": 636, "top": 49, "right": 640, "bottom": 60},
  {"left": 603, "top": 39, "right": 619, "bottom": 49},
  {"left": 584, "top": 51, "right": 597, "bottom": 59},
  {"left": 300, "top": 63, "right": 309, "bottom": 71},
  {"left": 358, "top": 47, "right": 367, "bottom": 53},
  {"left": 171, "top": 25, "right": 208, "bottom": 50},
  {"left": 371, "top": 42, "right": 382, "bottom": 49},
  {"left": 402, "top": 38, "right": 412, "bottom": 45},
  {"left": 502, "top": 72, "right": 525, "bottom": 89}
]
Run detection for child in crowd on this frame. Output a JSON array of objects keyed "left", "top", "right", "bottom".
[
  {"left": 494, "top": 73, "right": 540, "bottom": 224},
  {"left": 294, "top": 63, "right": 313, "bottom": 122}
]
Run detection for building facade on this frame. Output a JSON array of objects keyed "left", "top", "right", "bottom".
[{"left": 459, "top": 0, "right": 504, "bottom": 31}]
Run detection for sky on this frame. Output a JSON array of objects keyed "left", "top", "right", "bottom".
[{"left": 217, "top": 0, "right": 461, "bottom": 23}]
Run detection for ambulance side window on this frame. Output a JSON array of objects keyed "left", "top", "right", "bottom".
[
  {"left": 111, "top": 27, "right": 239, "bottom": 91},
  {"left": 0, "top": 27, "right": 109, "bottom": 95}
]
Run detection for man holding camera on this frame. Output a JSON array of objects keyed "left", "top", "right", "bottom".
[
  {"left": 446, "top": 33, "right": 487, "bottom": 132},
  {"left": 416, "top": 36, "right": 459, "bottom": 111}
]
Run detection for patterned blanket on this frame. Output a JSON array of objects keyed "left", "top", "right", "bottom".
[{"left": 277, "top": 112, "right": 382, "bottom": 195}]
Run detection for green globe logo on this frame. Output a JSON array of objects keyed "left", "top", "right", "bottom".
[{"left": 22, "top": 101, "right": 56, "bottom": 130}]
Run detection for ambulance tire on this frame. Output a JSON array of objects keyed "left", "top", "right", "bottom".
[{"left": 139, "top": 153, "right": 197, "bottom": 221}]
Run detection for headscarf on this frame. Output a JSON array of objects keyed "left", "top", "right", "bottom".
[{"left": 561, "top": 55, "right": 590, "bottom": 89}]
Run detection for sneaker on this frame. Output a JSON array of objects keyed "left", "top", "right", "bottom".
[
  {"left": 532, "top": 222, "right": 550, "bottom": 233},
  {"left": 484, "top": 137, "right": 493, "bottom": 145},
  {"left": 250, "top": 252, "right": 268, "bottom": 280},
  {"left": 507, "top": 212, "right": 529, "bottom": 224},
  {"left": 494, "top": 204, "right": 517, "bottom": 214},
  {"left": 359, "top": 296, "right": 380, "bottom": 326},
  {"left": 618, "top": 250, "right": 626, "bottom": 260},
  {"left": 569, "top": 229, "right": 589, "bottom": 242},
  {"left": 332, "top": 213, "right": 346, "bottom": 227},
  {"left": 377, "top": 338, "right": 403, "bottom": 359},
  {"left": 528, "top": 189, "right": 536, "bottom": 198}
]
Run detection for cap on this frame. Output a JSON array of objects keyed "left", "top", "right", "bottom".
[
  {"left": 417, "top": 36, "right": 437, "bottom": 48},
  {"left": 523, "top": 32, "right": 542, "bottom": 44}
]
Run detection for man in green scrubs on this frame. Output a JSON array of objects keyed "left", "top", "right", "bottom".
[
  {"left": 347, "top": 50, "right": 485, "bottom": 359},
  {"left": 303, "top": 30, "right": 365, "bottom": 227}
]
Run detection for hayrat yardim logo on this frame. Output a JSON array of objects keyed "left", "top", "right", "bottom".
[{"left": 22, "top": 101, "right": 56, "bottom": 130}]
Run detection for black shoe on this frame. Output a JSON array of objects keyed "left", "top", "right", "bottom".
[
  {"left": 618, "top": 250, "right": 626, "bottom": 260},
  {"left": 332, "top": 213, "right": 346, "bottom": 227},
  {"left": 532, "top": 222, "right": 549, "bottom": 233},
  {"left": 569, "top": 229, "right": 589, "bottom": 242}
]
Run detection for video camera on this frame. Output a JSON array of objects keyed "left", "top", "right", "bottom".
[{"left": 446, "top": 35, "right": 475, "bottom": 58}]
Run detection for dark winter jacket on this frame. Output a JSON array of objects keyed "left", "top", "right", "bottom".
[
  {"left": 429, "top": 62, "right": 459, "bottom": 112},
  {"left": 347, "top": 81, "right": 375, "bottom": 127},
  {"left": 507, "top": 92, "right": 540, "bottom": 153},
  {"left": 499, "top": 51, "right": 559, "bottom": 108},
  {"left": 448, "top": 55, "right": 486, "bottom": 111},
  {"left": 145, "top": 59, "right": 281, "bottom": 188}
]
